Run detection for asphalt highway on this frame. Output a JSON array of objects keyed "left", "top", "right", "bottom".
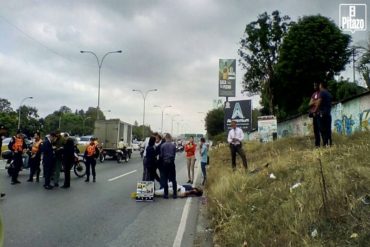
[{"left": 0, "top": 152, "right": 201, "bottom": 247}]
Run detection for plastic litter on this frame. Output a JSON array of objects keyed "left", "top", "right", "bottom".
[
  {"left": 269, "top": 173, "right": 276, "bottom": 179},
  {"left": 290, "top": 182, "right": 302, "bottom": 192}
]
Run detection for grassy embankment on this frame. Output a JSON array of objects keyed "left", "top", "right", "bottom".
[{"left": 207, "top": 132, "right": 370, "bottom": 246}]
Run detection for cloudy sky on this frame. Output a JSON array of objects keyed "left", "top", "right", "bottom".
[{"left": 0, "top": 0, "right": 368, "bottom": 134}]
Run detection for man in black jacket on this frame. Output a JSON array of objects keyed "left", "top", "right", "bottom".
[
  {"left": 42, "top": 132, "right": 57, "bottom": 190},
  {"left": 62, "top": 134, "right": 75, "bottom": 188}
]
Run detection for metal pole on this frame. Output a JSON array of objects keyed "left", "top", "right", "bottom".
[
  {"left": 143, "top": 94, "right": 146, "bottom": 139},
  {"left": 18, "top": 96, "right": 33, "bottom": 130},
  {"left": 161, "top": 110, "right": 164, "bottom": 134},
  {"left": 353, "top": 48, "right": 356, "bottom": 84},
  {"left": 80, "top": 50, "right": 122, "bottom": 120}
]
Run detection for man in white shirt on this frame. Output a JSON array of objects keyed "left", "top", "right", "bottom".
[{"left": 227, "top": 120, "right": 248, "bottom": 170}]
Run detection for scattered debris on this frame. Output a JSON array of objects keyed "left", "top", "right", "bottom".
[
  {"left": 290, "top": 182, "right": 302, "bottom": 192},
  {"left": 311, "top": 229, "right": 318, "bottom": 238},
  {"left": 350, "top": 233, "right": 358, "bottom": 239},
  {"left": 269, "top": 173, "right": 276, "bottom": 179}
]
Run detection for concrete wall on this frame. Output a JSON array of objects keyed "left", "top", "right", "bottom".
[{"left": 276, "top": 92, "right": 370, "bottom": 138}]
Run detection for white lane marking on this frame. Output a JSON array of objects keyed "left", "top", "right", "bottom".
[
  {"left": 173, "top": 161, "right": 200, "bottom": 247},
  {"left": 108, "top": 170, "right": 137, "bottom": 182}
]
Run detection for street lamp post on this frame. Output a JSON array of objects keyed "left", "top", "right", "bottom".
[
  {"left": 82, "top": 116, "right": 91, "bottom": 135},
  {"left": 166, "top": 114, "right": 180, "bottom": 135},
  {"left": 18, "top": 96, "right": 33, "bottom": 130},
  {"left": 153, "top": 105, "right": 172, "bottom": 134},
  {"left": 133, "top": 89, "right": 158, "bottom": 139},
  {"left": 80, "top": 50, "right": 122, "bottom": 120}
]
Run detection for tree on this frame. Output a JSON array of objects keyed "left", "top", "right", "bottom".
[
  {"left": 238, "top": 10, "right": 292, "bottom": 114},
  {"left": 275, "top": 15, "right": 351, "bottom": 117},
  {"left": 132, "top": 125, "right": 153, "bottom": 141},
  {"left": 205, "top": 107, "right": 224, "bottom": 138},
  {"left": 0, "top": 98, "right": 13, "bottom": 113}
]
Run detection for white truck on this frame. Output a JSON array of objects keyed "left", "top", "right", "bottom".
[{"left": 93, "top": 119, "right": 133, "bottom": 163}]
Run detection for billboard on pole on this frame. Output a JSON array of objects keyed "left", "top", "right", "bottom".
[
  {"left": 224, "top": 100, "right": 252, "bottom": 132},
  {"left": 219, "top": 59, "right": 236, "bottom": 97}
]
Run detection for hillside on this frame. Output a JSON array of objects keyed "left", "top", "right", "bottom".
[{"left": 206, "top": 132, "right": 370, "bottom": 246}]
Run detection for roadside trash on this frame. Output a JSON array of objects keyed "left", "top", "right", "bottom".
[
  {"left": 361, "top": 195, "right": 370, "bottom": 205},
  {"left": 311, "top": 229, "right": 318, "bottom": 238},
  {"left": 290, "top": 182, "right": 302, "bottom": 192},
  {"left": 269, "top": 173, "right": 276, "bottom": 179},
  {"left": 350, "top": 233, "right": 358, "bottom": 239}
]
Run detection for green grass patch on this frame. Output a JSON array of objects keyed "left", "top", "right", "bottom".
[{"left": 207, "top": 132, "right": 370, "bottom": 246}]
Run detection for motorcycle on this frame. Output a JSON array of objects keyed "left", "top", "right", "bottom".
[
  {"left": 116, "top": 147, "right": 128, "bottom": 163},
  {"left": 97, "top": 143, "right": 105, "bottom": 163},
  {"left": 72, "top": 153, "right": 87, "bottom": 177}
]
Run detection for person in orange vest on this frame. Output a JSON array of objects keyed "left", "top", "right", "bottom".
[
  {"left": 27, "top": 131, "right": 43, "bottom": 182},
  {"left": 83, "top": 137, "right": 99, "bottom": 182},
  {"left": 184, "top": 136, "right": 197, "bottom": 184},
  {"left": 8, "top": 130, "right": 27, "bottom": 184}
]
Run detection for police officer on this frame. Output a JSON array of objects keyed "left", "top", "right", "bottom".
[
  {"left": 27, "top": 131, "right": 42, "bottom": 182},
  {"left": 8, "top": 130, "right": 27, "bottom": 184},
  {"left": 42, "top": 132, "right": 57, "bottom": 190},
  {"left": 84, "top": 138, "right": 99, "bottom": 182}
]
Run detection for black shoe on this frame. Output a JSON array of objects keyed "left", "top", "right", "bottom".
[
  {"left": 93, "top": 178, "right": 96, "bottom": 183},
  {"left": 61, "top": 185, "right": 70, "bottom": 189},
  {"left": 54, "top": 183, "right": 59, "bottom": 187},
  {"left": 173, "top": 194, "right": 177, "bottom": 199},
  {"left": 44, "top": 185, "right": 53, "bottom": 190},
  {"left": 163, "top": 195, "right": 169, "bottom": 199},
  {"left": 202, "top": 178, "right": 206, "bottom": 186},
  {"left": 27, "top": 179, "right": 33, "bottom": 182},
  {"left": 1, "top": 193, "right": 6, "bottom": 198},
  {"left": 187, "top": 180, "right": 191, "bottom": 183},
  {"left": 11, "top": 180, "right": 21, "bottom": 185},
  {"left": 85, "top": 179, "right": 89, "bottom": 182}
]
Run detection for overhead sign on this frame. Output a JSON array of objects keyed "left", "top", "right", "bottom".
[
  {"left": 219, "top": 59, "right": 236, "bottom": 97},
  {"left": 224, "top": 100, "right": 252, "bottom": 132}
]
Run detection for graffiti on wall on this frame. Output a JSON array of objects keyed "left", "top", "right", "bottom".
[
  {"left": 334, "top": 115, "right": 355, "bottom": 135},
  {"left": 277, "top": 93, "right": 370, "bottom": 138},
  {"left": 359, "top": 109, "right": 370, "bottom": 131}
]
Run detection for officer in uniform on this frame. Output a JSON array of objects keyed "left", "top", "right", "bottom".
[
  {"left": 8, "top": 130, "right": 27, "bottom": 184},
  {"left": 27, "top": 131, "right": 42, "bottom": 182},
  {"left": 84, "top": 138, "right": 99, "bottom": 182}
]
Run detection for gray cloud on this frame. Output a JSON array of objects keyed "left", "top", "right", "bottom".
[{"left": 0, "top": 0, "right": 368, "bottom": 134}]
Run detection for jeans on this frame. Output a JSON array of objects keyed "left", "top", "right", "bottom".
[
  {"left": 85, "top": 157, "right": 96, "bottom": 179},
  {"left": 201, "top": 161, "right": 207, "bottom": 179}
]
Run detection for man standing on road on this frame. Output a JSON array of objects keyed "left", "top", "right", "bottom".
[
  {"left": 42, "top": 132, "right": 57, "bottom": 190},
  {"left": 8, "top": 130, "right": 27, "bottom": 184},
  {"left": 159, "top": 133, "right": 177, "bottom": 199},
  {"left": 27, "top": 131, "right": 42, "bottom": 182},
  {"left": 53, "top": 131, "right": 65, "bottom": 187},
  {"left": 0, "top": 125, "right": 7, "bottom": 197},
  {"left": 308, "top": 82, "right": 321, "bottom": 147},
  {"left": 84, "top": 138, "right": 99, "bottom": 182},
  {"left": 62, "top": 134, "right": 75, "bottom": 188},
  {"left": 317, "top": 81, "right": 333, "bottom": 146},
  {"left": 227, "top": 120, "right": 248, "bottom": 171}
]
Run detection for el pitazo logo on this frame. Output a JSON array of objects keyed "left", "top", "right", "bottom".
[{"left": 339, "top": 4, "right": 367, "bottom": 33}]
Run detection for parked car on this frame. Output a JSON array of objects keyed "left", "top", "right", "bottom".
[{"left": 78, "top": 135, "right": 93, "bottom": 145}]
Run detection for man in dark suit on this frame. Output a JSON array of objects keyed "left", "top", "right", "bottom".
[
  {"left": 62, "top": 134, "right": 75, "bottom": 188},
  {"left": 41, "top": 132, "right": 57, "bottom": 190}
]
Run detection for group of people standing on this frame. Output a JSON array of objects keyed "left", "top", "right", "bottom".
[
  {"left": 7, "top": 130, "right": 99, "bottom": 190},
  {"left": 142, "top": 133, "right": 209, "bottom": 199}
]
